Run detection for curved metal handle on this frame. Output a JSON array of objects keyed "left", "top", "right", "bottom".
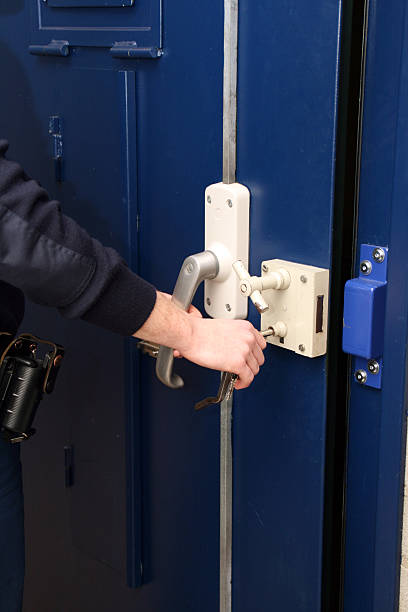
[{"left": 156, "top": 251, "right": 219, "bottom": 388}]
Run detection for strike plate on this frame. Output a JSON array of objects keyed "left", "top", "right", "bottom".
[
  {"left": 204, "top": 182, "right": 250, "bottom": 319},
  {"left": 261, "top": 260, "right": 330, "bottom": 357}
]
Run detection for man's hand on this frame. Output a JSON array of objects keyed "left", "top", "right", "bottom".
[
  {"left": 176, "top": 317, "right": 266, "bottom": 389},
  {"left": 134, "top": 291, "right": 266, "bottom": 389}
]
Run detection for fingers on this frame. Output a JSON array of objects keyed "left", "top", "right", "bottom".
[
  {"left": 254, "top": 329, "right": 267, "bottom": 350},
  {"left": 253, "top": 342, "right": 265, "bottom": 367},
  {"left": 235, "top": 364, "right": 254, "bottom": 389}
]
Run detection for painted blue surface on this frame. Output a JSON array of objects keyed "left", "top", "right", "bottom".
[
  {"left": 29, "top": 0, "right": 161, "bottom": 49},
  {"left": 344, "top": 1, "right": 408, "bottom": 610},
  {"left": 343, "top": 244, "right": 388, "bottom": 360},
  {"left": 343, "top": 279, "right": 386, "bottom": 358},
  {"left": 0, "top": 1, "right": 349, "bottom": 611}
]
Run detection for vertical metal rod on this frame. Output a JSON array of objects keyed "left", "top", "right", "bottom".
[
  {"left": 220, "top": 395, "right": 233, "bottom": 612},
  {"left": 223, "top": 0, "right": 238, "bottom": 185},
  {"left": 220, "top": 1, "right": 238, "bottom": 610}
]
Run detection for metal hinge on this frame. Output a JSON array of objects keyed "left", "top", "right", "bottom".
[
  {"left": 29, "top": 40, "right": 70, "bottom": 57},
  {"left": 110, "top": 42, "right": 162, "bottom": 59}
]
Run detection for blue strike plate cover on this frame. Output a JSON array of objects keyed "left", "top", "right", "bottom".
[{"left": 343, "top": 244, "right": 388, "bottom": 389}]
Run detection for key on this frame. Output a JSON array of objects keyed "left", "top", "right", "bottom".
[
  {"left": 194, "top": 328, "right": 274, "bottom": 411},
  {"left": 195, "top": 372, "right": 238, "bottom": 411}
]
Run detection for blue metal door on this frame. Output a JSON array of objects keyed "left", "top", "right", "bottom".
[
  {"left": 0, "top": 1, "right": 390, "bottom": 611},
  {"left": 342, "top": 1, "right": 408, "bottom": 610}
]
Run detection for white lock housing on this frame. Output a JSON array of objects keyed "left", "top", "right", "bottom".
[{"left": 261, "top": 259, "right": 330, "bottom": 358}]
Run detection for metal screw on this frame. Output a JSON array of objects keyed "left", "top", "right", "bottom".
[
  {"left": 186, "top": 263, "right": 194, "bottom": 273},
  {"left": 240, "top": 282, "right": 249, "bottom": 294},
  {"left": 300, "top": 275, "right": 307, "bottom": 283},
  {"left": 206, "top": 195, "right": 212, "bottom": 204},
  {"left": 226, "top": 199, "right": 233, "bottom": 208},
  {"left": 367, "top": 359, "right": 380, "bottom": 374},
  {"left": 298, "top": 344, "right": 305, "bottom": 352},
  {"left": 355, "top": 369, "right": 368, "bottom": 384},
  {"left": 206, "top": 297, "right": 211, "bottom": 306},
  {"left": 225, "top": 304, "right": 231, "bottom": 312},
  {"left": 360, "top": 260, "right": 372, "bottom": 275},
  {"left": 372, "top": 247, "right": 385, "bottom": 263},
  {"left": 262, "top": 263, "right": 269, "bottom": 273}
]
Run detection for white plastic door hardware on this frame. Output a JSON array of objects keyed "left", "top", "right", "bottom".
[
  {"left": 260, "top": 259, "right": 330, "bottom": 357},
  {"left": 204, "top": 182, "right": 250, "bottom": 319},
  {"left": 156, "top": 182, "right": 249, "bottom": 388}
]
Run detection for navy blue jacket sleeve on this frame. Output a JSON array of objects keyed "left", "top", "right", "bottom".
[{"left": 0, "top": 140, "right": 157, "bottom": 336}]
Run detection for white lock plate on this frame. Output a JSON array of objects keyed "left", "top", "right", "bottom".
[
  {"left": 261, "top": 259, "right": 330, "bottom": 357},
  {"left": 204, "top": 182, "right": 250, "bottom": 319}
]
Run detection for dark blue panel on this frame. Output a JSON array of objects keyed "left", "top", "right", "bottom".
[
  {"left": 48, "top": 0, "right": 133, "bottom": 6},
  {"left": 232, "top": 1, "right": 342, "bottom": 610},
  {"left": 29, "top": 0, "right": 161, "bottom": 49},
  {"left": 1, "top": 1, "right": 345, "bottom": 611},
  {"left": 344, "top": 1, "right": 408, "bottom": 610}
]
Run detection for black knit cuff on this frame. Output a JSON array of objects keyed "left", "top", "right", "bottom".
[{"left": 81, "top": 264, "right": 157, "bottom": 336}]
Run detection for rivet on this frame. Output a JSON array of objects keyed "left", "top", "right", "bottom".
[
  {"left": 355, "top": 369, "right": 368, "bottom": 384},
  {"left": 226, "top": 199, "right": 233, "bottom": 208},
  {"left": 367, "top": 359, "right": 380, "bottom": 375},
  {"left": 225, "top": 304, "right": 231, "bottom": 312},
  {"left": 298, "top": 344, "right": 305, "bottom": 352},
  {"left": 372, "top": 247, "right": 385, "bottom": 263},
  {"left": 206, "top": 195, "right": 212, "bottom": 204},
  {"left": 262, "top": 264, "right": 269, "bottom": 273},
  {"left": 300, "top": 275, "right": 307, "bottom": 283},
  {"left": 360, "top": 260, "right": 372, "bottom": 275}
]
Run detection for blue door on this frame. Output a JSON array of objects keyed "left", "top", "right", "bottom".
[
  {"left": 342, "top": 1, "right": 408, "bottom": 610},
  {"left": 2, "top": 1, "right": 407, "bottom": 611}
]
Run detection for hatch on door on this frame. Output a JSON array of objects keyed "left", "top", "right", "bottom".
[{"left": 29, "top": 0, "right": 161, "bottom": 50}]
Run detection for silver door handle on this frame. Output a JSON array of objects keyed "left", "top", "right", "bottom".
[{"left": 156, "top": 250, "right": 219, "bottom": 388}]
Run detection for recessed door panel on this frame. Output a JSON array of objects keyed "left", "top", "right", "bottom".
[{"left": 30, "top": 0, "right": 161, "bottom": 49}]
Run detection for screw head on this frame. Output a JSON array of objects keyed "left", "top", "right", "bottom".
[
  {"left": 298, "top": 344, "right": 305, "bottom": 352},
  {"left": 372, "top": 247, "right": 385, "bottom": 263},
  {"left": 360, "top": 260, "right": 372, "bottom": 275},
  {"left": 186, "top": 263, "right": 194, "bottom": 273},
  {"left": 206, "top": 297, "right": 211, "bottom": 306},
  {"left": 368, "top": 359, "right": 380, "bottom": 374},
  {"left": 240, "top": 282, "right": 248, "bottom": 294},
  {"left": 300, "top": 275, "right": 307, "bottom": 283},
  {"left": 225, "top": 304, "right": 231, "bottom": 312},
  {"left": 262, "top": 263, "right": 269, "bottom": 273},
  {"left": 355, "top": 369, "right": 368, "bottom": 384},
  {"left": 206, "top": 195, "right": 212, "bottom": 204},
  {"left": 226, "top": 199, "right": 233, "bottom": 208}
]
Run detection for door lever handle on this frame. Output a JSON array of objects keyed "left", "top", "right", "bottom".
[{"left": 156, "top": 251, "right": 219, "bottom": 389}]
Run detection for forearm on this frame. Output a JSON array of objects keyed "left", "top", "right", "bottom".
[
  {"left": 133, "top": 291, "right": 193, "bottom": 353},
  {"left": 0, "top": 139, "right": 157, "bottom": 335}
]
